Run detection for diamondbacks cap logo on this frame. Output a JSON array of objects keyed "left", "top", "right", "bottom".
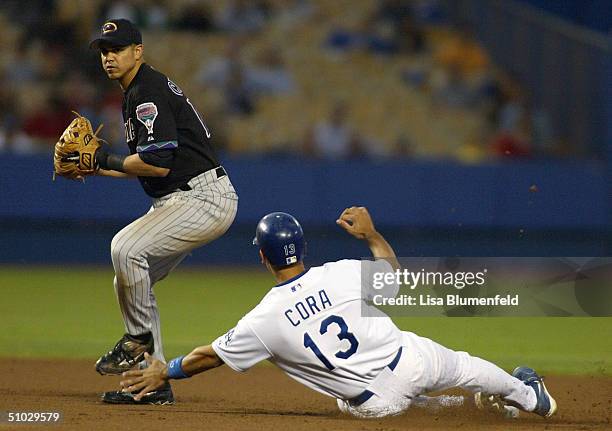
[
  {"left": 136, "top": 102, "right": 158, "bottom": 138},
  {"left": 102, "top": 22, "right": 118, "bottom": 34}
]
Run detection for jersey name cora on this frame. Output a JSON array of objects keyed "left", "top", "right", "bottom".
[{"left": 284, "top": 289, "right": 332, "bottom": 327}]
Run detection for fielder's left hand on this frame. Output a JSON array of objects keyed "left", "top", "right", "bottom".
[{"left": 120, "top": 353, "right": 167, "bottom": 400}]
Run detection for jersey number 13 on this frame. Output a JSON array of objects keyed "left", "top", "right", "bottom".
[{"left": 303, "top": 315, "right": 359, "bottom": 370}]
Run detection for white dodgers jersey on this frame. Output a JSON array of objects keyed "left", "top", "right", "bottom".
[{"left": 212, "top": 259, "right": 402, "bottom": 399}]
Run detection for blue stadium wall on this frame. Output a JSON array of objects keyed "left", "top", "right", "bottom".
[{"left": 1, "top": 154, "right": 610, "bottom": 266}]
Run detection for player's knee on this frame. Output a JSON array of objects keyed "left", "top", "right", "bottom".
[
  {"left": 111, "top": 232, "right": 144, "bottom": 269},
  {"left": 110, "top": 233, "right": 127, "bottom": 266}
]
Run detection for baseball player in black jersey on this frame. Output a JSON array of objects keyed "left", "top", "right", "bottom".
[{"left": 89, "top": 19, "right": 238, "bottom": 405}]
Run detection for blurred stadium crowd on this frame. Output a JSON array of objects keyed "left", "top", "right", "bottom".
[{"left": 0, "top": 0, "right": 586, "bottom": 161}]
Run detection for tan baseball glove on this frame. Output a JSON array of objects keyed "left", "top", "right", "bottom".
[{"left": 53, "top": 111, "right": 104, "bottom": 181}]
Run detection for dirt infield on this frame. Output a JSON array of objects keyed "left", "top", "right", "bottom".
[{"left": 0, "top": 359, "right": 609, "bottom": 430}]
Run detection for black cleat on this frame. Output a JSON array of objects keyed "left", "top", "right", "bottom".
[
  {"left": 101, "top": 383, "right": 174, "bottom": 405},
  {"left": 95, "top": 333, "right": 154, "bottom": 375}
]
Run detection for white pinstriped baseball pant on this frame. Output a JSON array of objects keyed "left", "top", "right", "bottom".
[{"left": 110, "top": 168, "right": 238, "bottom": 362}]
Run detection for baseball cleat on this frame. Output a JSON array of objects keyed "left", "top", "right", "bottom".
[
  {"left": 101, "top": 383, "right": 174, "bottom": 405},
  {"left": 512, "top": 366, "right": 557, "bottom": 418},
  {"left": 95, "top": 332, "right": 154, "bottom": 375}
]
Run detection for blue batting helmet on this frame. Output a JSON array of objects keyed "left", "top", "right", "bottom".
[{"left": 253, "top": 212, "right": 305, "bottom": 267}]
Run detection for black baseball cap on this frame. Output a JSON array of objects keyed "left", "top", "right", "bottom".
[{"left": 89, "top": 19, "right": 142, "bottom": 49}]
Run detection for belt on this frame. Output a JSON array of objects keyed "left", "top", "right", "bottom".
[
  {"left": 179, "top": 166, "right": 226, "bottom": 191},
  {"left": 348, "top": 347, "right": 403, "bottom": 407}
]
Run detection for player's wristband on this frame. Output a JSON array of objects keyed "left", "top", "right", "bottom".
[
  {"left": 167, "top": 356, "right": 189, "bottom": 379},
  {"left": 105, "top": 154, "right": 127, "bottom": 172},
  {"left": 95, "top": 144, "right": 126, "bottom": 172}
]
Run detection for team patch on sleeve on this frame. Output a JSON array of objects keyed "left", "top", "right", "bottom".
[
  {"left": 167, "top": 79, "right": 184, "bottom": 96},
  {"left": 136, "top": 102, "right": 158, "bottom": 140}
]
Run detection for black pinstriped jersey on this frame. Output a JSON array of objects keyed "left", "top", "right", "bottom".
[{"left": 122, "top": 63, "right": 219, "bottom": 198}]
